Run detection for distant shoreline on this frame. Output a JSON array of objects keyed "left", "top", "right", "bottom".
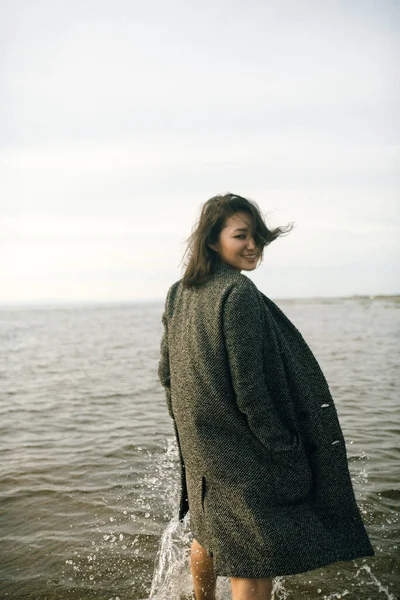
[{"left": 0, "top": 294, "right": 399, "bottom": 308}]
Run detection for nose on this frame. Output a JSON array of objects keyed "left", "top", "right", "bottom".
[{"left": 246, "top": 237, "right": 256, "bottom": 250}]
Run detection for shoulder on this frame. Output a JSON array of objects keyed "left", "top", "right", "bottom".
[
  {"left": 222, "top": 275, "right": 264, "bottom": 321},
  {"left": 161, "top": 280, "right": 181, "bottom": 314},
  {"left": 167, "top": 279, "right": 181, "bottom": 297},
  {"left": 225, "top": 273, "right": 261, "bottom": 301}
]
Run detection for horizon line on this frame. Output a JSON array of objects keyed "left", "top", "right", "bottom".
[{"left": 0, "top": 292, "right": 399, "bottom": 307}]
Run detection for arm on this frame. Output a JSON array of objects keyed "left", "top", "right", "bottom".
[
  {"left": 158, "top": 292, "right": 173, "bottom": 418},
  {"left": 223, "top": 281, "right": 290, "bottom": 449}
]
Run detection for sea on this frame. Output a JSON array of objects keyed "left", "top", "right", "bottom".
[{"left": 0, "top": 295, "right": 399, "bottom": 600}]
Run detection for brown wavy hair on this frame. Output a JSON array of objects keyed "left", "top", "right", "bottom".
[{"left": 181, "top": 193, "right": 295, "bottom": 288}]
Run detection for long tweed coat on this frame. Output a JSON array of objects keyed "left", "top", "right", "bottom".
[{"left": 158, "top": 259, "right": 375, "bottom": 578}]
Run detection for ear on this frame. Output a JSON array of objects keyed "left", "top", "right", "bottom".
[{"left": 208, "top": 243, "right": 218, "bottom": 252}]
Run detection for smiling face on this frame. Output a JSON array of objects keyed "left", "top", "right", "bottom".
[{"left": 210, "top": 211, "right": 260, "bottom": 272}]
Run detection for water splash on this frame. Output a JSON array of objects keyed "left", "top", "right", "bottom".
[
  {"left": 149, "top": 515, "right": 194, "bottom": 599},
  {"left": 354, "top": 563, "right": 397, "bottom": 599},
  {"left": 148, "top": 437, "right": 197, "bottom": 598}
]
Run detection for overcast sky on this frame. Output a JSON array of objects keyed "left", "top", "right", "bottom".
[{"left": 1, "top": 0, "right": 399, "bottom": 303}]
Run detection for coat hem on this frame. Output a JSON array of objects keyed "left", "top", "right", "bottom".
[{"left": 210, "top": 546, "right": 375, "bottom": 579}]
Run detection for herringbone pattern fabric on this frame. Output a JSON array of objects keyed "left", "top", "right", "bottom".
[{"left": 158, "top": 260, "right": 375, "bottom": 577}]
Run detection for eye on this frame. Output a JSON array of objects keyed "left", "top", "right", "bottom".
[{"left": 235, "top": 234, "right": 246, "bottom": 239}]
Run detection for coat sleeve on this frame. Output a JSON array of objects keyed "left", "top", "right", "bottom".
[
  {"left": 223, "top": 281, "right": 291, "bottom": 449},
  {"left": 158, "top": 290, "right": 174, "bottom": 419}
]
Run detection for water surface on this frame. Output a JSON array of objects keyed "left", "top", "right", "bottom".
[{"left": 0, "top": 296, "right": 398, "bottom": 599}]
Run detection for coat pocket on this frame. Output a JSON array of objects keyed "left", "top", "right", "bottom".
[
  {"left": 270, "top": 432, "right": 314, "bottom": 505},
  {"left": 272, "top": 429, "right": 302, "bottom": 453},
  {"left": 201, "top": 475, "right": 207, "bottom": 512}
]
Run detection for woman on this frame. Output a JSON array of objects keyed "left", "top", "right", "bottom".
[{"left": 158, "top": 193, "right": 374, "bottom": 600}]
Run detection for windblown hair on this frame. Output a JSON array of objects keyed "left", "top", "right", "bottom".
[{"left": 181, "top": 193, "right": 295, "bottom": 288}]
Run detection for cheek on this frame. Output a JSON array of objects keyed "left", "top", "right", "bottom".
[
  {"left": 228, "top": 240, "right": 243, "bottom": 254},
  {"left": 222, "top": 237, "right": 244, "bottom": 255}
]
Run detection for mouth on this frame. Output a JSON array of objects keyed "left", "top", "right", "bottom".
[{"left": 242, "top": 254, "right": 257, "bottom": 260}]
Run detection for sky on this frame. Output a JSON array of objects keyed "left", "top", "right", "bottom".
[{"left": 0, "top": 0, "right": 399, "bottom": 303}]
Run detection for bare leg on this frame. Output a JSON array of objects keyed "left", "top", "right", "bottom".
[
  {"left": 190, "top": 538, "right": 217, "bottom": 600},
  {"left": 230, "top": 576, "right": 273, "bottom": 600}
]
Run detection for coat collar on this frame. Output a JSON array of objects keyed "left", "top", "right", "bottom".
[{"left": 212, "top": 260, "right": 242, "bottom": 277}]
